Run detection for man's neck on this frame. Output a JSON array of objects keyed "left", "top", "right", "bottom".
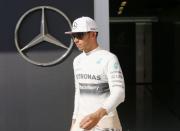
[{"left": 84, "top": 42, "right": 99, "bottom": 53}]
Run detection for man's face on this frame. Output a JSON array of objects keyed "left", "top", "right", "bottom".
[{"left": 71, "top": 32, "right": 90, "bottom": 51}]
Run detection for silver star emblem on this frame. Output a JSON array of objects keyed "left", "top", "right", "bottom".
[{"left": 15, "top": 6, "right": 73, "bottom": 66}]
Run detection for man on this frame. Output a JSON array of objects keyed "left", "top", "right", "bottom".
[{"left": 65, "top": 16, "right": 125, "bottom": 131}]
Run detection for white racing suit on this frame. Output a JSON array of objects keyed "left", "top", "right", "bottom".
[{"left": 71, "top": 47, "right": 125, "bottom": 131}]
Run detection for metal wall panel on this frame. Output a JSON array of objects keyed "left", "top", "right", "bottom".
[{"left": 0, "top": 0, "right": 93, "bottom": 131}]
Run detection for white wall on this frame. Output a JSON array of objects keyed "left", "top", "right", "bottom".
[{"left": 94, "top": 0, "right": 110, "bottom": 50}]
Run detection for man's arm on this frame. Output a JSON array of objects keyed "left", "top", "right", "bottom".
[
  {"left": 71, "top": 61, "right": 80, "bottom": 129},
  {"left": 101, "top": 55, "right": 125, "bottom": 113},
  {"left": 70, "top": 119, "right": 76, "bottom": 131}
]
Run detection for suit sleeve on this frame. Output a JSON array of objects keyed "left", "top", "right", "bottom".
[{"left": 102, "top": 55, "right": 125, "bottom": 113}]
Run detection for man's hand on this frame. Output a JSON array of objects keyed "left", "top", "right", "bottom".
[{"left": 79, "top": 108, "right": 107, "bottom": 130}]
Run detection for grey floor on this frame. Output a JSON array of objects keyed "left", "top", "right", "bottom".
[{"left": 118, "top": 85, "right": 180, "bottom": 131}]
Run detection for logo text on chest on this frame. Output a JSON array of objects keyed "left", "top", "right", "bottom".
[{"left": 76, "top": 74, "right": 101, "bottom": 80}]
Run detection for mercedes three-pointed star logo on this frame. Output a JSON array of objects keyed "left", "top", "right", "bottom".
[{"left": 15, "top": 6, "right": 73, "bottom": 66}]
